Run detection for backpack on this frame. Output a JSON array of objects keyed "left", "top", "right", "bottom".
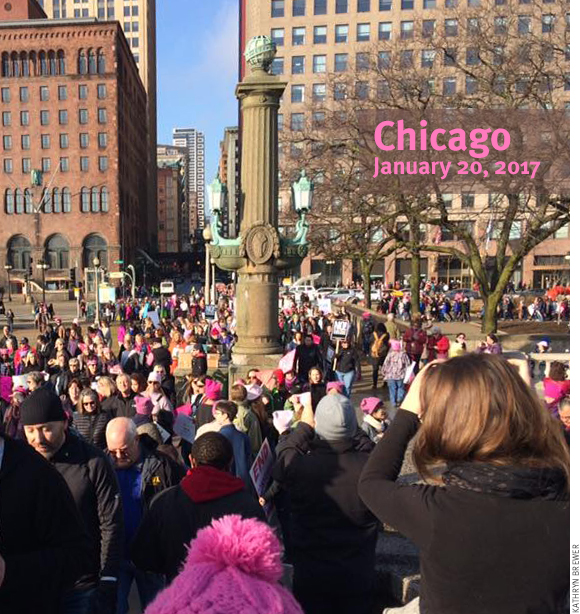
[{"left": 371, "top": 333, "right": 388, "bottom": 359}]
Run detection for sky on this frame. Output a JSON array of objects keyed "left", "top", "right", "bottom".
[{"left": 156, "top": 0, "right": 239, "bottom": 181}]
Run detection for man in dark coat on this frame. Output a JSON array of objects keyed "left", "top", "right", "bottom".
[
  {"left": 131, "top": 432, "right": 264, "bottom": 581},
  {"left": 0, "top": 431, "right": 91, "bottom": 614},
  {"left": 20, "top": 387, "right": 124, "bottom": 614},
  {"left": 274, "top": 393, "right": 378, "bottom": 614},
  {"left": 293, "top": 333, "right": 322, "bottom": 384},
  {"left": 106, "top": 417, "right": 185, "bottom": 614}
]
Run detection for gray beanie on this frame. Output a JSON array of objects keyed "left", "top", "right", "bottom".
[{"left": 315, "top": 394, "right": 358, "bottom": 441}]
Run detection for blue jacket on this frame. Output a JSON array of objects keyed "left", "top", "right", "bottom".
[{"left": 219, "top": 424, "right": 252, "bottom": 490}]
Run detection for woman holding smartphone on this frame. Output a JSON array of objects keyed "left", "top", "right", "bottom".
[{"left": 359, "top": 354, "right": 569, "bottom": 614}]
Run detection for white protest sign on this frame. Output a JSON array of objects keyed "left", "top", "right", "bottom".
[
  {"left": 331, "top": 319, "right": 350, "bottom": 340},
  {"left": 149, "top": 310, "right": 160, "bottom": 328},
  {"left": 318, "top": 298, "right": 332, "bottom": 314},
  {"left": 249, "top": 439, "right": 275, "bottom": 518},
  {"left": 174, "top": 413, "right": 196, "bottom": 444}
]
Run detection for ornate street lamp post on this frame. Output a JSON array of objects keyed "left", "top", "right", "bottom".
[
  {"left": 36, "top": 259, "right": 50, "bottom": 305},
  {"left": 206, "top": 35, "right": 312, "bottom": 369},
  {"left": 93, "top": 257, "right": 100, "bottom": 324},
  {"left": 3, "top": 264, "right": 12, "bottom": 302}
]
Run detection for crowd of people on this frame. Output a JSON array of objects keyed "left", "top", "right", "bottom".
[{"left": 0, "top": 286, "right": 571, "bottom": 614}]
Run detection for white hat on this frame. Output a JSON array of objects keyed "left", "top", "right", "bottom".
[
  {"left": 244, "top": 383, "right": 263, "bottom": 402},
  {"left": 147, "top": 371, "right": 163, "bottom": 383}
]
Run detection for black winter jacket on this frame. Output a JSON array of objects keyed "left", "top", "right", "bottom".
[
  {"left": 73, "top": 410, "right": 113, "bottom": 450},
  {"left": 51, "top": 432, "right": 124, "bottom": 589},
  {"left": 115, "top": 392, "right": 136, "bottom": 418},
  {"left": 273, "top": 423, "right": 378, "bottom": 595},
  {"left": 334, "top": 347, "right": 361, "bottom": 375},
  {"left": 0, "top": 437, "right": 91, "bottom": 614},
  {"left": 359, "top": 410, "right": 570, "bottom": 614}
]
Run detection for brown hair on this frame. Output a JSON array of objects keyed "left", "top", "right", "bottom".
[
  {"left": 413, "top": 354, "right": 569, "bottom": 486},
  {"left": 130, "top": 372, "right": 147, "bottom": 393},
  {"left": 230, "top": 384, "right": 248, "bottom": 403},
  {"left": 77, "top": 388, "right": 101, "bottom": 415},
  {"left": 214, "top": 400, "right": 238, "bottom": 422},
  {"left": 548, "top": 361, "right": 567, "bottom": 382}
]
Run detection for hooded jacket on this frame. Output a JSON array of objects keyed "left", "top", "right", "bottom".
[{"left": 131, "top": 465, "right": 264, "bottom": 580}]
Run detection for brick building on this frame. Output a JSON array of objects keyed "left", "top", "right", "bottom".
[{"left": 0, "top": 1, "right": 148, "bottom": 297}]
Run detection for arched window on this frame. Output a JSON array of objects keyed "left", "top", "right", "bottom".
[
  {"left": 53, "top": 188, "right": 61, "bottom": 213},
  {"left": 15, "top": 189, "right": 24, "bottom": 214},
  {"left": 97, "top": 49, "right": 106, "bottom": 74},
  {"left": 48, "top": 50, "right": 57, "bottom": 76},
  {"left": 78, "top": 49, "right": 87, "bottom": 75},
  {"left": 45, "top": 234, "right": 69, "bottom": 269},
  {"left": 80, "top": 187, "right": 90, "bottom": 212},
  {"left": 29, "top": 51, "right": 37, "bottom": 76},
  {"left": 39, "top": 51, "right": 47, "bottom": 76},
  {"left": 57, "top": 49, "right": 65, "bottom": 75},
  {"left": 42, "top": 188, "right": 52, "bottom": 213},
  {"left": 5, "top": 189, "right": 13, "bottom": 214},
  {"left": 24, "top": 189, "right": 33, "bottom": 214},
  {"left": 20, "top": 51, "right": 29, "bottom": 77},
  {"left": 83, "top": 234, "right": 108, "bottom": 269},
  {"left": 7, "top": 235, "right": 31, "bottom": 270},
  {"left": 100, "top": 187, "right": 109, "bottom": 212},
  {"left": 62, "top": 187, "right": 71, "bottom": 213},
  {"left": 11, "top": 52, "right": 19, "bottom": 78},
  {"left": 91, "top": 187, "right": 99, "bottom": 212},
  {"left": 88, "top": 49, "right": 97, "bottom": 74},
  {"left": 1, "top": 52, "right": 9, "bottom": 77}
]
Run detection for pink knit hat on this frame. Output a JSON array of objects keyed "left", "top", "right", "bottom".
[
  {"left": 144, "top": 515, "right": 303, "bottom": 614},
  {"left": 360, "top": 397, "right": 384, "bottom": 415},
  {"left": 134, "top": 395, "right": 154, "bottom": 416},
  {"left": 390, "top": 340, "right": 402, "bottom": 351},
  {"left": 272, "top": 410, "right": 294, "bottom": 435},
  {"left": 204, "top": 379, "right": 223, "bottom": 401},
  {"left": 326, "top": 381, "right": 345, "bottom": 394}
]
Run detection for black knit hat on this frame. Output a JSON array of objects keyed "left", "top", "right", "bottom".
[{"left": 20, "top": 387, "right": 66, "bottom": 426}]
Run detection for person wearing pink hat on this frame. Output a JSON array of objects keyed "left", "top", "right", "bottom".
[
  {"left": 194, "top": 379, "right": 223, "bottom": 429},
  {"left": 381, "top": 340, "right": 411, "bottom": 409},
  {"left": 360, "top": 397, "right": 388, "bottom": 444},
  {"left": 142, "top": 515, "right": 303, "bottom": 614}
]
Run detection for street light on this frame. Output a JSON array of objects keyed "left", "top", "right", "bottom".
[
  {"left": 202, "top": 226, "right": 212, "bottom": 305},
  {"left": 93, "top": 257, "right": 100, "bottom": 324},
  {"left": 291, "top": 169, "right": 314, "bottom": 213},
  {"left": 36, "top": 259, "right": 50, "bottom": 305},
  {"left": 3, "top": 264, "right": 12, "bottom": 302},
  {"left": 207, "top": 176, "right": 227, "bottom": 215}
]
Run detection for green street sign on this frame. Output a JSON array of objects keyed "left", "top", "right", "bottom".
[{"left": 114, "top": 260, "right": 124, "bottom": 264}]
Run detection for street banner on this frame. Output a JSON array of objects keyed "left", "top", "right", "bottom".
[
  {"left": 249, "top": 439, "right": 275, "bottom": 518},
  {"left": 331, "top": 320, "right": 350, "bottom": 340}
]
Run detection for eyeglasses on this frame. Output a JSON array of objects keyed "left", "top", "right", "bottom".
[{"left": 83, "top": 401, "right": 96, "bottom": 407}]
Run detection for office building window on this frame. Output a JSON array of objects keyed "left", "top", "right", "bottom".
[
  {"left": 443, "top": 78, "right": 456, "bottom": 96},
  {"left": 336, "top": 0, "right": 348, "bottom": 13},
  {"left": 379, "top": 0, "right": 392, "bottom": 8},
  {"left": 1, "top": 88, "right": 9, "bottom": 103},
  {"left": 313, "top": 55, "right": 327, "bottom": 73},
  {"left": 97, "top": 84, "right": 107, "bottom": 99},
  {"left": 312, "top": 83, "right": 326, "bottom": 101},
  {"left": 80, "top": 133, "right": 89, "bottom": 148},
  {"left": 60, "top": 134, "right": 69, "bottom": 149},
  {"left": 4, "top": 159, "right": 12, "bottom": 173},
  {"left": 40, "top": 110, "right": 49, "bottom": 125},
  {"left": 58, "top": 85, "right": 67, "bottom": 100},
  {"left": 467, "top": 0, "right": 480, "bottom": 5},
  {"left": 78, "top": 84, "right": 88, "bottom": 99},
  {"left": 41, "top": 134, "right": 50, "bottom": 149},
  {"left": 378, "top": 50, "right": 391, "bottom": 68},
  {"left": 445, "top": 0, "right": 457, "bottom": 5},
  {"left": 314, "top": 26, "right": 327, "bottom": 43},
  {"left": 98, "top": 108, "right": 107, "bottom": 124},
  {"left": 80, "top": 156, "right": 89, "bottom": 172},
  {"left": 2, "top": 111, "right": 10, "bottom": 126},
  {"left": 542, "top": 14, "right": 555, "bottom": 33},
  {"left": 423, "top": 19, "right": 435, "bottom": 37},
  {"left": 355, "top": 81, "right": 369, "bottom": 99},
  {"left": 292, "top": 0, "right": 304, "bottom": 15},
  {"left": 40, "top": 86, "right": 49, "bottom": 101},
  {"left": 444, "top": 47, "right": 457, "bottom": 66},
  {"left": 494, "top": 16, "right": 507, "bottom": 34},
  {"left": 421, "top": 49, "right": 436, "bottom": 68},
  {"left": 467, "top": 17, "right": 479, "bottom": 35},
  {"left": 60, "top": 157, "right": 69, "bottom": 172},
  {"left": 98, "top": 156, "right": 108, "bottom": 171},
  {"left": 292, "top": 56, "right": 305, "bottom": 74},
  {"left": 19, "top": 87, "right": 28, "bottom": 102},
  {"left": 461, "top": 193, "right": 475, "bottom": 209},
  {"left": 401, "top": 0, "right": 413, "bottom": 8},
  {"left": 423, "top": 0, "right": 435, "bottom": 6},
  {"left": 313, "top": 111, "right": 325, "bottom": 127},
  {"left": 334, "top": 83, "right": 347, "bottom": 100},
  {"left": 271, "top": 57, "right": 284, "bottom": 74},
  {"left": 98, "top": 133, "right": 107, "bottom": 148},
  {"left": 401, "top": 21, "right": 414, "bottom": 39},
  {"left": 2, "top": 135, "right": 11, "bottom": 150},
  {"left": 79, "top": 109, "right": 88, "bottom": 124},
  {"left": 292, "top": 27, "right": 305, "bottom": 45},
  {"left": 271, "top": 28, "right": 284, "bottom": 46},
  {"left": 21, "top": 135, "right": 30, "bottom": 150},
  {"left": 400, "top": 50, "right": 413, "bottom": 68},
  {"left": 466, "top": 47, "right": 480, "bottom": 65},
  {"left": 58, "top": 110, "right": 68, "bottom": 125},
  {"left": 272, "top": 0, "right": 285, "bottom": 15},
  {"left": 445, "top": 19, "right": 458, "bottom": 36},
  {"left": 335, "top": 53, "right": 348, "bottom": 71},
  {"left": 356, "top": 52, "right": 370, "bottom": 70},
  {"left": 291, "top": 113, "right": 304, "bottom": 131},
  {"left": 378, "top": 22, "right": 392, "bottom": 40},
  {"left": 22, "top": 158, "right": 31, "bottom": 173},
  {"left": 314, "top": 0, "right": 327, "bottom": 13},
  {"left": 357, "top": 23, "right": 370, "bottom": 41},
  {"left": 291, "top": 84, "right": 305, "bottom": 102},
  {"left": 41, "top": 158, "right": 50, "bottom": 172},
  {"left": 466, "top": 75, "right": 478, "bottom": 94},
  {"left": 335, "top": 24, "right": 348, "bottom": 42},
  {"left": 357, "top": 0, "right": 370, "bottom": 11},
  {"left": 518, "top": 15, "right": 531, "bottom": 35}
]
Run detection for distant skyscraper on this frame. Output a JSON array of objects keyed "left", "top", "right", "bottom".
[
  {"left": 172, "top": 128, "right": 205, "bottom": 232},
  {"left": 219, "top": 127, "right": 240, "bottom": 238},
  {"left": 38, "top": 0, "right": 158, "bottom": 252}
]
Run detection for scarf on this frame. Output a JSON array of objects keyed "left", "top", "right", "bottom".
[
  {"left": 363, "top": 414, "right": 386, "bottom": 433},
  {"left": 443, "top": 462, "right": 568, "bottom": 501}
]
